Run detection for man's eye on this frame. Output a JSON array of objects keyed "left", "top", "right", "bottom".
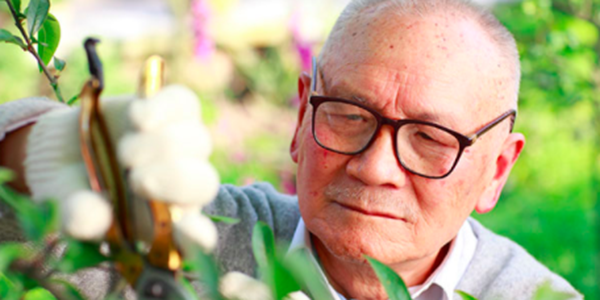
[
  {"left": 345, "top": 114, "right": 364, "bottom": 121},
  {"left": 417, "top": 132, "right": 434, "bottom": 141},
  {"left": 415, "top": 131, "right": 452, "bottom": 146}
]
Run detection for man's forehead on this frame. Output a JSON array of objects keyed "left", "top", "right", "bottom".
[
  {"left": 329, "top": 9, "right": 505, "bottom": 73},
  {"left": 318, "top": 10, "right": 513, "bottom": 127}
]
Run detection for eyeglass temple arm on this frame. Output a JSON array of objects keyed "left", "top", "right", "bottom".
[
  {"left": 311, "top": 57, "right": 318, "bottom": 92},
  {"left": 468, "top": 109, "right": 517, "bottom": 143}
]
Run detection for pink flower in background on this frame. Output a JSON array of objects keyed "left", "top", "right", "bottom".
[
  {"left": 290, "top": 13, "right": 313, "bottom": 72},
  {"left": 243, "top": 177, "right": 256, "bottom": 186},
  {"left": 192, "top": 0, "right": 215, "bottom": 60},
  {"left": 232, "top": 151, "right": 247, "bottom": 163}
]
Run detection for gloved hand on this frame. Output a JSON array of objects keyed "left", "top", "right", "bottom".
[{"left": 24, "top": 85, "right": 220, "bottom": 253}]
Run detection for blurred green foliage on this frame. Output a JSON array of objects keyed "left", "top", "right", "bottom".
[{"left": 475, "top": 0, "right": 600, "bottom": 298}]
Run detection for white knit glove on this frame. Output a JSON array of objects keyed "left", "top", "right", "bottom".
[
  {"left": 219, "top": 272, "right": 311, "bottom": 300},
  {"left": 24, "top": 85, "right": 220, "bottom": 252}
]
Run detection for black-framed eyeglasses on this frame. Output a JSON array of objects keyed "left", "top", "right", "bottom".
[{"left": 309, "top": 58, "right": 516, "bottom": 179}]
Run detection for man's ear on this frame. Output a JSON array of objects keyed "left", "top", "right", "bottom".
[
  {"left": 475, "top": 132, "right": 525, "bottom": 213},
  {"left": 290, "top": 72, "right": 312, "bottom": 163}
]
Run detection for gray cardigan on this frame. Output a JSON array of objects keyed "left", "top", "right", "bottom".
[{"left": 0, "top": 183, "right": 582, "bottom": 299}]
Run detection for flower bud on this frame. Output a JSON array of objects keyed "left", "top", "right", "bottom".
[{"left": 62, "top": 190, "right": 112, "bottom": 241}]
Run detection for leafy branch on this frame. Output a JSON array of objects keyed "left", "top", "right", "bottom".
[{"left": 2, "top": 0, "right": 65, "bottom": 103}]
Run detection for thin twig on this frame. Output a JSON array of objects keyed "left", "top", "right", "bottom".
[{"left": 4, "top": 0, "right": 65, "bottom": 103}]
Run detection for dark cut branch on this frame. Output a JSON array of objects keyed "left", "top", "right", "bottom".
[{"left": 3, "top": 0, "right": 65, "bottom": 103}]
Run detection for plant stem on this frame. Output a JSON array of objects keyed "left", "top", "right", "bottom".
[{"left": 4, "top": 0, "right": 65, "bottom": 103}]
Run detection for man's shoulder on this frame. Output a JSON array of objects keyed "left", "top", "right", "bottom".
[{"left": 457, "top": 218, "right": 582, "bottom": 300}]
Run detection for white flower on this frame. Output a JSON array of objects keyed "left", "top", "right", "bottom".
[
  {"left": 285, "top": 291, "right": 311, "bottom": 300},
  {"left": 220, "top": 272, "right": 272, "bottom": 300},
  {"left": 118, "top": 121, "right": 212, "bottom": 168},
  {"left": 129, "top": 159, "right": 219, "bottom": 206},
  {"left": 173, "top": 213, "right": 217, "bottom": 254},
  {"left": 129, "top": 85, "right": 202, "bottom": 132},
  {"left": 62, "top": 190, "right": 112, "bottom": 241}
]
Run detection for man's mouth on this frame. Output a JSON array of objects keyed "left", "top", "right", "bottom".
[{"left": 335, "top": 202, "right": 404, "bottom": 221}]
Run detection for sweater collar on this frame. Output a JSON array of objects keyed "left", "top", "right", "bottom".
[{"left": 287, "top": 218, "right": 478, "bottom": 300}]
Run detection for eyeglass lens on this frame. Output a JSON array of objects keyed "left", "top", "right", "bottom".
[{"left": 313, "top": 101, "right": 461, "bottom": 177}]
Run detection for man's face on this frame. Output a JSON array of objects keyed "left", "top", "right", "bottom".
[{"left": 291, "top": 9, "right": 523, "bottom": 267}]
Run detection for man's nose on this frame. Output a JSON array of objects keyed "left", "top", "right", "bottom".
[{"left": 345, "top": 126, "right": 408, "bottom": 188}]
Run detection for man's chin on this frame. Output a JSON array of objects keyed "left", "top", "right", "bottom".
[{"left": 310, "top": 227, "right": 418, "bottom": 266}]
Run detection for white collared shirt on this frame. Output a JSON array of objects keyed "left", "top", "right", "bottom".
[{"left": 287, "top": 218, "right": 478, "bottom": 300}]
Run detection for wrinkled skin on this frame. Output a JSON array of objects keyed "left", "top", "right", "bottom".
[{"left": 290, "top": 7, "right": 525, "bottom": 300}]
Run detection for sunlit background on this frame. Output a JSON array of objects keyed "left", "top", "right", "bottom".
[{"left": 0, "top": 0, "right": 598, "bottom": 298}]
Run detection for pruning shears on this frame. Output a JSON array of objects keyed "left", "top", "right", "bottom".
[{"left": 77, "top": 38, "right": 193, "bottom": 300}]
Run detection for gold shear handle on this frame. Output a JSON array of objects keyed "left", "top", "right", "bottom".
[
  {"left": 79, "top": 38, "right": 142, "bottom": 284},
  {"left": 137, "top": 56, "right": 183, "bottom": 272}
]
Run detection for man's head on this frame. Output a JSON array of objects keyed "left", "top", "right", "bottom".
[{"left": 290, "top": 0, "right": 525, "bottom": 274}]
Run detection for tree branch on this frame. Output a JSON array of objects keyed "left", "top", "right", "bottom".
[{"left": 4, "top": 0, "right": 65, "bottom": 103}]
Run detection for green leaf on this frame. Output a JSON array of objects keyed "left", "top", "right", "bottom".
[
  {"left": 37, "top": 14, "right": 60, "bottom": 70},
  {"left": 26, "top": 0, "right": 50, "bottom": 37},
  {"left": 53, "top": 56, "right": 66, "bottom": 72},
  {"left": 251, "top": 222, "right": 300, "bottom": 299},
  {"left": 178, "top": 276, "right": 200, "bottom": 300},
  {"left": 56, "top": 240, "right": 107, "bottom": 273},
  {"left": 271, "top": 259, "right": 301, "bottom": 300},
  {"left": 285, "top": 249, "right": 335, "bottom": 300},
  {"left": 0, "top": 184, "right": 58, "bottom": 241},
  {"left": 23, "top": 287, "right": 57, "bottom": 300},
  {"left": 0, "top": 243, "right": 32, "bottom": 273},
  {"left": 67, "top": 95, "right": 79, "bottom": 105},
  {"left": 456, "top": 290, "right": 478, "bottom": 300},
  {"left": 185, "top": 249, "right": 222, "bottom": 300},
  {"left": 204, "top": 213, "right": 240, "bottom": 225},
  {"left": 252, "top": 222, "right": 276, "bottom": 273},
  {"left": 533, "top": 281, "right": 577, "bottom": 300},
  {"left": 16, "top": 200, "right": 60, "bottom": 241},
  {"left": 366, "top": 256, "right": 412, "bottom": 300},
  {"left": 0, "top": 273, "right": 22, "bottom": 300},
  {"left": 0, "top": 168, "right": 15, "bottom": 186},
  {"left": 9, "top": 0, "right": 22, "bottom": 14},
  {"left": 0, "top": 29, "right": 26, "bottom": 50},
  {"left": 12, "top": 273, "right": 39, "bottom": 291}
]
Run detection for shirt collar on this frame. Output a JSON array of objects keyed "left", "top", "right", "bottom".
[{"left": 287, "top": 218, "right": 478, "bottom": 300}]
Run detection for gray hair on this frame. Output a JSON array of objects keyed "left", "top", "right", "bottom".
[{"left": 319, "top": 0, "right": 521, "bottom": 108}]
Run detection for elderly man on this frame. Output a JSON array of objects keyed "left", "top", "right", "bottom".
[{"left": 0, "top": 0, "right": 582, "bottom": 299}]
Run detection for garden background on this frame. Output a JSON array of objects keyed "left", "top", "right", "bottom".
[{"left": 0, "top": 0, "right": 598, "bottom": 298}]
